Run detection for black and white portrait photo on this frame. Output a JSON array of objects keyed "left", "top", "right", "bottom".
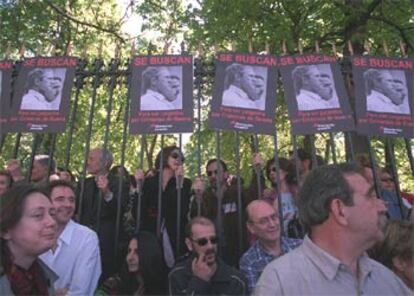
[
  {"left": 221, "top": 63, "right": 267, "bottom": 111},
  {"left": 20, "top": 67, "right": 66, "bottom": 111},
  {"left": 292, "top": 64, "right": 340, "bottom": 111},
  {"left": 364, "top": 69, "right": 411, "bottom": 115},
  {"left": 140, "top": 66, "right": 182, "bottom": 111}
]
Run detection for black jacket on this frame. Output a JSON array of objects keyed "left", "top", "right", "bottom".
[
  {"left": 134, "top": 173, "right": 192, "bottom": 258},
  {"left": 168, "top": 256, "right": 247, "bottom": 296},
  {"left": 76, "top": 172, "right": 129, "bottom": 280}
]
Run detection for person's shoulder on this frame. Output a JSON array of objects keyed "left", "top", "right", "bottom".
[
  {"left": 282, "top": 236, "right": 303, "bottom": 250},
  {"left": 368, "top": 257, "right": 404, "bottom": 279},
  {"left": 169, "top": 257, "right": 191, "bottom": 277},
  {"left": 240, "top": 243, "right": 259, "bottom": 265},
  {"left": 264, "top": 245, "right": 303, "bottom": 272},
  {"left": 143, "top": 174, "right": 160, "bottom": 186},
  {"left": 219, "top": 260, "right": 246, "bottom": 280},
  {"left": 71, "top": 220, "right": 98, "bottom": 238},
  {"left": 220, "top": 262, "right": 248, "bottom": 291},
  {"left": 183, "top": 177, "right": 192, "bottom": 187},
  {"left": 366, "top": 258, "right": 412, "bottom": 292}
]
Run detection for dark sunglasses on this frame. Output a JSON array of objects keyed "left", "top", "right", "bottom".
[
  {"left": 170, "top": 152, "right": 181, "bottom": 159},
  {"left": 192, "top": 236, "right": 218, "bottom": 246},
  {"left": 269, "top": 167, "right": 277, "bottom": 173},
  {"left": 381, "top": 178, "right": 394, "bottom": 183},
  {"left": 207, "top": 170, "right": 218, "bottom": 177}
]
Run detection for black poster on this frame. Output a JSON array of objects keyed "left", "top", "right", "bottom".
[
  {"left": 352, "top": 56, "right": 414, "bottom": 138},
  {"left": 129, "top": 55, "right": 194, "bottom": 134},
  {"left": 4, "top": 56, "right": 77, "bottom": 133},
  {"left": 279, "top": 54, "right": 355, "bottom": 135},
  {"left": 208, "top": 53, "right": 278, "bottom": 135},
  {"left": 0, "top": 60, "right": 13, "bottom": 134}
]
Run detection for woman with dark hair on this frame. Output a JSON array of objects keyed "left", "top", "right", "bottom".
[
  {"left": 261, "top": 157, "right": 299, "bottom": 234},
  {"left": 133, "top": 146, "right": 192, "bottom": 268},
  {"left": 370, "top": 220, "right": 414, "bottom": 290},
  {"left": 0, "top": 184, "right": 58, "bottom": 295},
  {"left": 97, "top": 231, "right": 167, "bottom": 295}
]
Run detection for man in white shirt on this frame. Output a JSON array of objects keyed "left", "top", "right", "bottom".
[
  {"left": 292, "top": 65, "right": 340, "bottom": 111},
  {"left": 20, "top": 68, "right": 63, "bottom": 111},
  {"left": 140, "top": 66, "right": 181, "bottom": 111},
  {"left": 40, "top": 180, "right": 101, "bottom": 296},
  {"left": 222, "top": 63, "right": 266, "bottom": 110},
  {"left": 364, "top": 69, "right": 411, "bottom": 115}
]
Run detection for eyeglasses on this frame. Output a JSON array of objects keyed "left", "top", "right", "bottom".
[
  {"left": 250, "top": 213, "right": 279, "bottom": 226},
  {"left": 267, "top": 167, "right": 277, "bottom": 173},
  {"left": 191, "top": 236, "right": 218, "bottom": 246},
  {"left": 207, "top": 170, "right": 218, "bottom": 177},
  {"left": 381, "top": 178, "right": 394, "bottom": 183}
]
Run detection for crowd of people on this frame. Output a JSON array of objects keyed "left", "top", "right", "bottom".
[{"left": 0, "top": 146, "right": 413, "bottom": 295}]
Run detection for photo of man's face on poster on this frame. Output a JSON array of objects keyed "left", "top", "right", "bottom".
[
  {"left": 20, "top": 67, "right": 66, "bottom": 111},
  {"left": 292, "top": 64, "right": 340, "bottom": 111},
  {"left": 140, "top": 65, "right": 182, "bottom": 111},
  {"left": 221, "top": 63, "right": 267, "bottom": 111},
  {"left": 364, "top": 68, "right": 411, "bottom": 115}
]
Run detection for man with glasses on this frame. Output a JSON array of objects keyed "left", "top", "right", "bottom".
[
  {"left": 240, "top": 200, "right": 302, "bottom": 293},
  {"left": 168, "top": 217, "right": 247, "bottom": 295},
  {"left": 189, "top": 159, "right": 250, "bottom": 268}
]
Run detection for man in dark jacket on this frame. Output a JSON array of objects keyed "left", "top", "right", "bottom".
[
  {"left": 77, "top": 147, "right": 128, "bottom": 280},
  {"left": 189, "top": 159, "right": 251, "bottom": 268},
  {"left": 168, "top": 217, "right": 247, "bottom": 295}
]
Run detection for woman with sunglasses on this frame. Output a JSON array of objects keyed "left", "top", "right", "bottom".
[
  {"left": 133, "top": 145, "right": 192, "bottom": 268},
  {"left": 97, "top": 231, "right": 167, "bottom": 295},
  {"left": 261, "top": 157, "right": 299, "bottom": 235},
  {"left": 0, "top": 184, "right": 58, "bottom": 295},
  {"left": 381, "top": 168, "right": 414, "bottom": 211}
]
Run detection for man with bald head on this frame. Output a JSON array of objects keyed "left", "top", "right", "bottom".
[
  {"left": 292, "top": 64, "right": 340, "bottom": 111},
  {"left": 239, "top": 200, "right": 302, "bottom": 293},
  {"left": 364, "top": 69, "right": 411, "bottom": 114},
  {"left": 140, "top": 66, "right": 182, "bottom": 111}
]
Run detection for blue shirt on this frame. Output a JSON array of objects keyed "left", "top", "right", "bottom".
[
  {"left": 239, "top": 237, "right": 302, "bottom": 293},
  {"left": 381, "top": 189, "right": 409, "bottom": 219}
]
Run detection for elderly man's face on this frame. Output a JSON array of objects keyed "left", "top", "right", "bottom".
[
  {"left": 374, "top": 72, "right": 406, "bottom": 105},
  {"left": 253, "top": 74, "right": 265, "bottom": 100},
  {"left": 239, "top": 66, "right": 262, "bottom": 101},
  {"left": 303, "top": 66, "right": 333, "bottom": 101},
  {"left": 247, "top": 201, "right": 280, "bottom": 244},
  {"left": 87, "top": 149, "right": 104, "bottom": 175},
  {"left": 154, "top": 68, "right": 180, "bottom": 102},
  {"left": 36, "top": 70, "right": 62, "bottom": 102}
]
